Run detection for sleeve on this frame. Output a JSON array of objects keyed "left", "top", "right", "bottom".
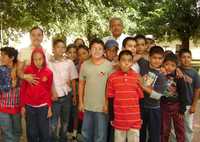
[
  {"left": 106, "top": 76, "right": 115, "bottom": 98},
  {"left": 177, "top": 78, "right": 188, "bottom": 114},
  {"left": 0, "top": 67, "right": 11, "bottom": 92},
  {"left": 136, "top": 75, "right": 143, "bottom": 99},
  {"left": 79, "top": 63, "right": 86, "bottom": 81},
  {"left": 69, "top": 61, "right": 78, "bottom": 80},
  {"left": 20, "top": 80, "right": 28, "bottom": 107}
]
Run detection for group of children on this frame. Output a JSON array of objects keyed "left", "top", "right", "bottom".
[{"left": 0, "top": 26, "right": 200, "bottom": 142}]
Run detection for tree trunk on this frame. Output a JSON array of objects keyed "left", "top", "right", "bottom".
[{"left": 181, "top": 36, "right": 190, "bottom": 49}]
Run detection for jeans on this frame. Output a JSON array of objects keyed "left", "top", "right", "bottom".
[
  {"left": 50, "top": 95, "right": 71, "bottom": 142},
  {"left": 160, "top": 101, "right": 185, "bottom": 142},
  {"left": 170, "top": 106, "right": 194, "bottom": 142},
  {"left": 0, "top": 112, "right": 21, "bottom": 142},
  {"left": 26, "top": 105, "right": 50, "bottom": 142},
  {"left": 140, "top": 107, "right": 161, "bottom": 142},
  {"left": 82, "top": 110, "right": 108, "bottom": 142}
]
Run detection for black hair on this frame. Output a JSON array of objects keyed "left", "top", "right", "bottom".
[
  {"left": 89, "top": 38, "right": 105, "bottom": 49},
  {"left": 122, "top": 36, "right": 136, "bottom": 48},
  {"left": 0, "top": 47, "right": 18, "bottom": 64},
  {"left": 134, "top": 34, "right": 146, "bottom": 42},
  {"left": 149, "top": 46, "right": 164, "bottom": 56},
  {"left": 77, "top": 45, "right": 89, "bottom": 53},
  {"left": 66, "top": 44, "right": 78, "bottom": 52},
  {"left": 164, "top": 52, "right": 178, "bottom": 65},
  {"left": 178, "top": 48, "right": 192, "bottom": 57},
  {"left": 53, "top": 39, "right": 66, "bottom": 48},
  {"left": 30, "top": 26, "right": 44, "bottom": 35},
  {"left": 118, "top": 50, "right": 133, "bottom": 61},
  {"left": 74, "top": 38, "right": 85, "bottom": 46}
]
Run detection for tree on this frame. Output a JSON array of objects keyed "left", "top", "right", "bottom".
[{"left": 133, "top": 0, "right": 200, "bottom": 49}]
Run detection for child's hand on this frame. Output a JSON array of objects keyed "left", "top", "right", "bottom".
[
  {"left": 24, "top": 74, "right": 39, "bottom": 85},
  {"left": 176, "top": 68, "right": 184, "bottom": 78},
  {"left": 21, "top": 107, "right": 26, "bottom": 117},
  {"left": 189, "top": 105, "right": 196, "bottom": 114},
  {"left": 160, "top": 67, "right": 167, "bottom": 75},
  {"left": 102, "top": 104, "right": 108, "bottom": 113},
  {"left": 47, "top": 107, "right": 52, "bottom": 118},
  {"left": 51, "top": 92, "right": 58, "bottom": 101},
  {"left": 72, "top": 95, "right": 77, "bottom": 106},
  {"left": 79, "top": 102, "right": 84, "bottom": 112}
]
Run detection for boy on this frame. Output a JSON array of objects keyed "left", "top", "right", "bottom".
[
  {"left": 79, "top": 38, "right": 112, "bottom": 142},
  {"left": 178, "top": 48, "right": 200, "bottom": 142},
  {"left": 135, "top": 34, "right": 148, "bottom": 60},
  {"left": 0, "top": 47, "right": 21, "bottom": 142},
  {"left": 139, "top": 46, "right": 167, "bottom": 142},
  {"left": 160, "top": 52, "right": 188, "bottom": 142},
  {"left": 122, "top": 36, "right": 140, "bottom": 73},
  {"left": 106, "top": 50, "right": 143, "bottom": 142},
  {"left": 105, "top": 39, "right": 119, "bottom": 62},
  {"left": 48, "top": 39, "right": 78, "bottom": 142}
]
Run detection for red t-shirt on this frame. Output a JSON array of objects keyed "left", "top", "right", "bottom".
[{"left": 107, "top": 69, "right": 143, "bottom": 130}]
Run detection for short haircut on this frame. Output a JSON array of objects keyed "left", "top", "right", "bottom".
[
  {"left": 135, "top": 34, "right": 146, "bottom": 42},
  {"left": 53, "top": 39, "right": 66, "bottom": 48},
  {"left": 109, "top": 17, "right": 123, "bottom": 27},
  {"left": 0, "top": 47, "right": 18, "bottom": 64},
  {"left": 122, "top": 36, "right": 136, "bottom": 48},
  {"left": 149, "top": 46, "right": 164, "bottom": 56},
  {"left": 78, "top": 45, "right": 89, "bottom": 53},
  {"left": 118, "top": 50, "right": 133, "bottom": 61},
  {"left": 66, "top": 44, "right": 77, "bottom": 52},
  {"left": 179, "top": 48, "right": 192, "bottom": 57},
  {"left": 164, "top": 52, "right": 178, "bottom": 65},
  {"left": 74, "top": 38, "right": 85, "bottom": 46},
  {"left": 30, "top": 26, "right": 44, "bottom": 35},
  {"left": 89, "top": 38, "right": 104, "bottom": 49}
]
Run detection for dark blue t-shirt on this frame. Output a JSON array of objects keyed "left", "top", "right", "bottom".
[
  {"left": 181, "top": 68, "right": 200, "bottom": 105},
  {"left": 138, "top": 58, "right": 167, "bottom": 108}
]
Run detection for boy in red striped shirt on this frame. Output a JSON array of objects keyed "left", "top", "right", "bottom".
[{"left": 106, "top": 50, "right": 143, "bottom": 142}]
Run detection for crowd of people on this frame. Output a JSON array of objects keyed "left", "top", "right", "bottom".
[{"left": 0, "top": 17, "right": 200, "bottom": 142}]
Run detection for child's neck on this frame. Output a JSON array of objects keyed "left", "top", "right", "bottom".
[
  {"left": 149, "top": 64, "right": 160, "bottom": 71},
  {"left": 31, "top": 44, "right": 42, "bottom": 49},
  {"left": 181, "top": 65, "right": 192, "bottom": 70},
  {"left": 7, "top": 62, "right": 14, "bottom": 68},
  {"left": 54, "top": 55, "right": 64, "bottom": 60},
  {"left": 91, "top": 57, "right": 104, "bottom": 65}
]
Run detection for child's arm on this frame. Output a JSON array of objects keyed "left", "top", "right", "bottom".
[
  {"left": 78, "top": 79, "right": 86, "bottom": 112},
  {"left": 190, "top": 88, "right": 200, "bottom": 114},
  {"left": 71, "top": 79, "right": 77, "bottom": 106}
]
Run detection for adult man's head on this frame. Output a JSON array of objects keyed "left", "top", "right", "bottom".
[{"left": 109, "top": 17, "right": 124, "bottom": 38}]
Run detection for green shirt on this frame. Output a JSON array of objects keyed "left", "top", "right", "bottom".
[{"left": 79, "top": 59, "right": 112, "bottom": 112}]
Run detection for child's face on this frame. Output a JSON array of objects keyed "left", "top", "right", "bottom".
[
  {"left": 119, "top": 54, "right": 133, "bottom": 72},
  {"left": 33, "top": 52, "right": 44, "bottom": 69},
  {"left": 53, "top": 42, "right": 65, "bottom": 57},
  {"left": 105, "top": 47, "right": 118, "bottom": 61},
  {"left": 75, "top": 39, "right": 84, "bottom": 47},
  {"left": 90, "top": 43, "right": 104, "bottom": 59},
  {"left": 78, "top": 48, "right": 90, "bottom": 63},
  {"left": 67, "top": 48, "right": 77, "bottom": 61},
  {"left": 136, "top": 38, "right": 146, "bottom": 55},
  {"left": 163, "top": 61, "right": 177, "bottom": 74},
  {"left": 124, "top": 40, "right": 137, "bottom": 55},
  {"left": 179, "top": 52, "right": 192, "bottom": 68},
  {"left": 0, "top": 52, "right": 13, "bottom": 66},
  {"left": 149, "top": 53, "right": 163, "bottom": 69},
  {"left": 30, "top": 29, "right": 43, "bottom": 47}
]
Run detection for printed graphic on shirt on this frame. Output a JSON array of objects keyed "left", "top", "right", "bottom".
[
  {"left": 163, "top": 76, "right": 177, "bottom": 98},
  {"left": 99, "top": 71, "right": 105, "bottom": 77},
  {"left": 142, "top": 71, "right": 158, "bottom": 87}
]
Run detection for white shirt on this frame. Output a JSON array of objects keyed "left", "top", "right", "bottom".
[
  {"left": 48, "top": 58, "right": 78, "bottom": 97},
  {"left": 103, "top": 33, "right": 128, "bottom": 53},
  {"left": 131, "top": 63, "right": 140, "bottom": 73}
]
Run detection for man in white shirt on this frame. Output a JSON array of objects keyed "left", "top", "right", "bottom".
[{"left": 103, "top": 17, "right": 128, "bottom": 53}]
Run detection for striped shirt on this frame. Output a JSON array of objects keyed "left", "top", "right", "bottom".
[
  {"left": 107, "top": 69, "right": 143, "bottom": 130},
  {"left": 0, "top": 87, "right": 20, "bottom": 114}
]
